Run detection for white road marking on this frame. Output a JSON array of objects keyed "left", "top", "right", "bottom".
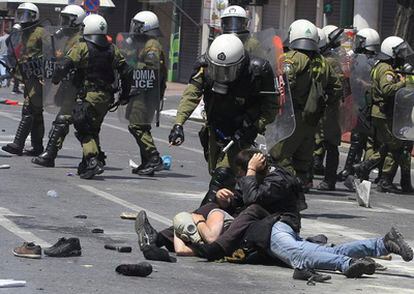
[
  {"left": 102, "top": 122, "right": 204, "bottom": 155},
  {"left": 0, "top": 207, "right": 51, "bottom": 247},
  {"left": 0, "top": 111, "right": 21, "bottom": 122},
  {"left": 78, "top": 184, "right": 172, "bottom": 226}
]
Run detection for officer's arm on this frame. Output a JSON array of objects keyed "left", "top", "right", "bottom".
[
  {"left": 51, "top": 42, "right": 84, "bottom": 84},
  {"left": 175, "top": 70, "right": 204, "bottom": 126},
  {"left": 284, "top": 55, "right": 299, "bottom": 90},
  {"left": 379, "top": 69, "right": 406, "bottom": 98},
  {"left": 325, "top": 63, "right": 343, "bottom": 106},
  {"left": 114, "top": 46, "right": 133, "bottom": 100}
]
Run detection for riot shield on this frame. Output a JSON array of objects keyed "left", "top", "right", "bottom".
[
  {"left": 392, "top": 87, "right": 414, "bottom": 140},
  {"left": 116, "top": 33, "right": 161, "bottom": 126},
  {"left": 8, "top": 22, "right": 47, "bottom": 109},
  {"left": 325, "top": 47, "right": 358, "bottom": 133},
  {"left": 349, "top": 54, "right": 374, "bottom": 132},
  {"left": 42, "top": 26, "right": 80, "bottom": 113},
  {"left": 250, "top": 28, "right": 295, "bottom": 151}
]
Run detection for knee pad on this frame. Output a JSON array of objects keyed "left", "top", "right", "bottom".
[{"left": 173, "top": 212, "right": 203, "bottom": 244}]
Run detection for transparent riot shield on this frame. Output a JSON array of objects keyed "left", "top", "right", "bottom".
[
  {"left": 42, "top": 26, "right": 80, "bottom": 113},
  {"left": 116, "top": 33, "right": 161, "bottom": 126},
  {"left": 349, "top": 54, "right": 374, "bottom": 132},
  {"left": 393, "top": 87, "right": 414, "bottom": 140},
  {"left": 325, "top": 47, "right": 358, "bottom": 133},
  {"left": 8, "top": 21, "right": 48, "bottom": 112},
  {"left": 250, "top": 28, "right": 295, "bottom": 151}
]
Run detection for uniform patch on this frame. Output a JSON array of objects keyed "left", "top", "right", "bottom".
[{"left": 386, "top": 74, "right": 394, "bottom": 82}]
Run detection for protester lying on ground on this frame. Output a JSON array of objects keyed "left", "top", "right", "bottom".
[
  {"left": 135, "top": 149, "right": 303, "bottom": 262},
  {"left": 172, "top": 208, "right": 234, "bottom": 256}
]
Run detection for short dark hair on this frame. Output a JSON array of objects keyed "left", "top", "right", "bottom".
[{"left": 234, "top": 148, "right": 263, "bottom": 172}]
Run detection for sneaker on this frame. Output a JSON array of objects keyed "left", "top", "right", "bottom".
[
  {"left": 44, "top": 237, "right": 81, "bottom": 257},
  {"left": 384, "top": 227, "right": 413, "bottom": 262},
  {"left": 292, "top": 268, "right": 331, "bottom": 283},
  {"left": 115, "top": 262, "right": 153, "bottom": 277},
  {"left": 344, "top": 258, "right": 376, "bottom": 278},
  {"left": 12, "top": 242, "right": 42, "bottom": 259},
  {"left": 135, "top": 211, "right": 158, "bottom": 251}
]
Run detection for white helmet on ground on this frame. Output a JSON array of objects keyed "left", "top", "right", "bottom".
[
  {"left": 354, "top": 28, "right": 380, "bottom": 53},
  {"left": 60, "top": 5, "right": 86, "bottom": 28},
  {"left": 206, "top": 34, "right": 245, "bottom": 85},
  {"left": 16, "top": 3, "right": 39, "bottom": 24},
  {"left": 289, "top": 19, "right": 319, "bottom": 51},
  {"left": 83, "top": 14, "right": 109, "bottom": 47},
  {"left": 220, "top": 5, "right": 249, "bottom": 34},
  {"left": 317, "top": 28, "right": 327, "bottom": 49},
  {"left": 322, "top": 24, "right": 344, "bottom": 48},
  {"left": 130, "top": 11, "right": 161, "bottom": 37}
]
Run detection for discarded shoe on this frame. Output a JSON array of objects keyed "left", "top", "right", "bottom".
[
  {"left": 384, "top": 227, "right": 413, "bottom": 262},
  {"left": 344, "top": 258, "right": 375, "bottom": 278},
  {"left": 115, "top": 262, "right": 153, "bottom": 277},
  {"left": 292, "top": 268, "right": 331, "bottom": 283},
  {"left": 142, "top": 245, "right": 176, "bottom": 263},
  {"left": 12, "top": 242, "right": 42, "bottom": 259},
  {"left": 135, "top": 211, "right": 158, "bottom": 251},
  {"left": 44, "top": 237, "right": 81, "bottom": 257}
]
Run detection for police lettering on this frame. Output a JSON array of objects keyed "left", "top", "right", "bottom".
[{"left": 133, "top": 69, "right": 157, "bottom": 89}]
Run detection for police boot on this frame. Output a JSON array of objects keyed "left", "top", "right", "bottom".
[
  {"left": 313, "top": 154, "right": 325, "bottom": 176},
  {"left": 79, "top": 155, "right": 104, "bottom": 179},
  {"left": 377, "top": 174, "right": 400, "bottom": 194},
  {"left": 32, "top": 119, "right": 69, "bottom": 167},
  {"left": 134, "top": 151, "right": 163, "bottom": 176},
  {"left": 400, "top": 171, "right": 414, "bottom": 194},
  {"left": 132, "top": 149, "right": 149, "bottom": 174},
  {"left": 2, "top": 113, "right": 33, "bottom": 155},
  {"left": 353, "top": 158, "right": 379, "bottom": 181},
  {"left": 200, "top": 167, "right": 236, "bottom": 207},
  {"left": 338, "top": 132, "right": 361, "bottom": 181},
  {"left": 24, "top": 116, "right": 44, "bottom": 156},
  {"left": 318, "top": 144, "right": 338, "bottom": 191}
]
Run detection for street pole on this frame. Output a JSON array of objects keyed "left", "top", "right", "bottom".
[{"left": 340, "top": 0, "right": 353, "bottom": 28}]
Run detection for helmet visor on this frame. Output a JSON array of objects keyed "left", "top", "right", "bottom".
[
  {"left": 60, "top": 13, "right": 77, "bottom": 27},
  {"left": 130, "top": 19, "right": 145, "bottom": 35},
  {"left": 394, "top": 41, "right": 414, "bottom": 60},
  {"left": 221, "top": 17, "right": 248, "bottom": 34},
  {"left": 328, "top": 28, "right": 345, "bottom": 48},
  {"left": 205, "top": 54, "right": 244, "bottom": 83},
  {"left": 16, "top": 9, "right": 37, "bottom": 24}
]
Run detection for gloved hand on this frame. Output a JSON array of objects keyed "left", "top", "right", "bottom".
[
  {"left": 234, "top": 125, "right": 258, "bottom": 145},
  {"left": 169, "top": 124, "right": 184, "bottom": 146}
]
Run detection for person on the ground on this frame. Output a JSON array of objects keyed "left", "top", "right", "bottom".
[
  {"left": 32, "top": 4, "right": 86, "bottom": 168},
  {"left": 2, "top": 3, "right": 46, "bottom": 156},
  {"left": 168, "top": 33, "right": 277, "bottom": 206},
  {"left": 51, "top": 14, "right": 132, "bottom": 179}
]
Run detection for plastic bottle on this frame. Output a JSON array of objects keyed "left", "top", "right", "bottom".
[{"left": 161, "top": 155, "right": 172, "bottom": 170}]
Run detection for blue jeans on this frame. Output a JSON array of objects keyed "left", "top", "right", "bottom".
[{"left": 269, "top": 221, "right": 388, "bottom": 272}]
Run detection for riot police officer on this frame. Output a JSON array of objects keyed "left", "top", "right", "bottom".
[
  {"left": 169, "top": 33, "right": 277, "bottom": 205},
  {"left": 269, "top": 20, "right": 342, "bottom": 191},
  {"left": 359, "top": 36, "right": 412, "bottom": 193},
  {"left": 122, "top": 11, "right": 167, "bottom": 176},
  {"left": 220, "top": 5, "right": 259, "bottom": 52},
  {"left": 2, "top": 3, "right": 45, "bottom": 156},
  {"left": 337, "top": 28, "right": 381, "bottom": 181},
  {"left": 32, "top": 4, "right": 86, "bottom": 167},
  {"left": 52, "top": 14, "right": 132, "bottom": 179}
]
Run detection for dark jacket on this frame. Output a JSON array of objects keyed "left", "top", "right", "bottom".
[{"left": 235, "top": 166, "right": 301, "bottom": 232}]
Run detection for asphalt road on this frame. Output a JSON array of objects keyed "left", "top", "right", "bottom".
[{"left": 0, "top": 85, "right": 414, "bottom": 293}]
